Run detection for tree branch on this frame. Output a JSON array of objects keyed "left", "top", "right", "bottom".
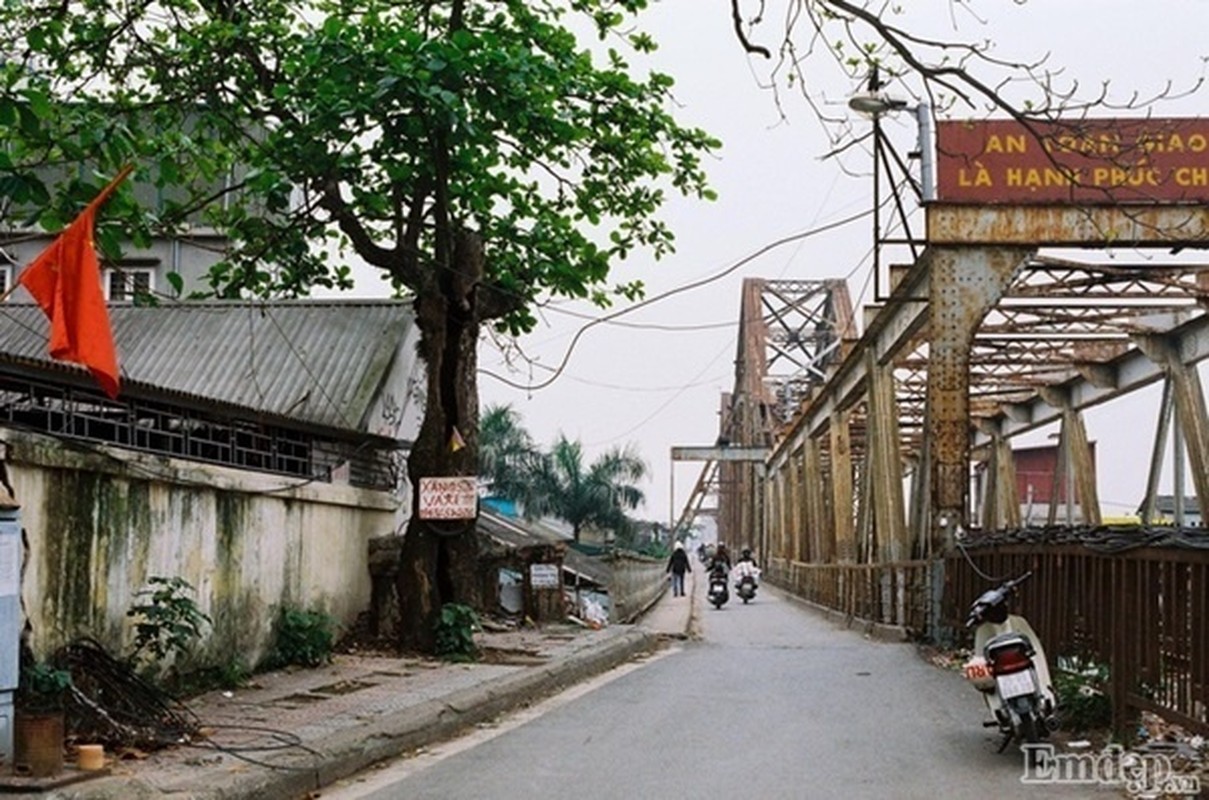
[{"left": 731, "top": 0, "right": 771, "bottom": 59}]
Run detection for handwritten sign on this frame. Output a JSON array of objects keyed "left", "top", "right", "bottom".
[
  {"left": 936, "top": 118, "right": 1209, "bottom": 204},
  {"left": 418, "top": 477, "right": 477, "bottom": 520}
]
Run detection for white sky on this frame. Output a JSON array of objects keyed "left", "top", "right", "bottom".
[{"left": 356, "top": 2, "right": 1209, "bottom": 524}]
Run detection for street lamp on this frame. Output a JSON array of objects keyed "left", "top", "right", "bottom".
[
  {"left": 847, "top": 74, "right": 936, "bottom": 306},
  {"left": 847, "top": 90, "right": 935, "bottom": 202},
  {"left": 847, "top": 91, "right": 909, "bottom": 117}
]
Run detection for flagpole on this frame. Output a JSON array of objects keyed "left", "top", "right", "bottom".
[{"left": 2, "top": 164, "right": 134, "bottom": 304}]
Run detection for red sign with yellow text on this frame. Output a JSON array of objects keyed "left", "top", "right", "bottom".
[{"left": 936, "top": 118, "right": 1209, "bottom": 204}]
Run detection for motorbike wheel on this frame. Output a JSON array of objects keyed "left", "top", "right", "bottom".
[
  {"left": 1007, "top": 697, "right": 1046, "bottom": 769},
  {"left": 742, "top": 595, "right": 750, "bottom": 604}
]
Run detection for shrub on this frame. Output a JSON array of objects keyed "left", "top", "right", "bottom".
[
  {"left": 126, "top": 576, "right": 210, "bottom": 667},
  {"left": 18, "top": 661, "right": 72, "bottom": 712},
  {"left": 434, "top": 603, "right": 480, "bottom": 662},
  {"left": 264, "top": 607, "right": 337, "bottom": 669},
  {"left": 1054, "top": 659, "right": 1113, "bottom": 733}
]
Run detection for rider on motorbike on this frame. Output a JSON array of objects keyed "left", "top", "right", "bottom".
[
  {"left": 707, "top": 543, "right": 732, "bottom": 573},
  {"left": 733, "top": 548, "right": 760, "bottom": 585}
]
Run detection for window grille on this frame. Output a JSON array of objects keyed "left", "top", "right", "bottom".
[
  {"left": 0, "top": 374, "right": 399, "bottom": 490},
  {"left": 105, "top": 267, "right": 155, "bottom": 302}
]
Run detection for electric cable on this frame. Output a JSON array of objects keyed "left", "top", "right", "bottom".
[{"left": 480, "top": 204, "right": 878, "bottom": 393}]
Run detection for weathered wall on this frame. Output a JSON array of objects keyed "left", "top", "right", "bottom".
[
  {"left": 5, "top": 427, "right": 399, "bottom": 672},
  {"left": 606, "top": 552, "right": 666, "bottom": 623}
]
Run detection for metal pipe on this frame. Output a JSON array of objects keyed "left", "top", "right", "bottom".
[
  {"left": 1174, "top": 407, "right": 1185, "bottom": 526},
  {"left": 915, "top": 103, "right": 935, "bottom": 202}
]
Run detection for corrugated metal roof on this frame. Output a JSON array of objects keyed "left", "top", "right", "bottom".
[{"left": 0, "top": 299, "right": 415, "bottom": 433}]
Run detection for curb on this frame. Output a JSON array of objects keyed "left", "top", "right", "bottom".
[
  {"left": 58, "top": 628, "right": 658, "bottom": 800},
  {"left": 686, "top": 569, "right": 702, "bottom": 639}
]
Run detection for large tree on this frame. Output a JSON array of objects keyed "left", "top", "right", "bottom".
[{"left": 0, "top": 0, "right": 718, "bottom": 651}]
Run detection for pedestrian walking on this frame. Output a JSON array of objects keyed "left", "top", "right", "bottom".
[{"left": 666, "top": 541, "right": 691, "bottom": 597}]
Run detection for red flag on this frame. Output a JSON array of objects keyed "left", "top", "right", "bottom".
[{"left": 17, "top": 166, "right": 132, "bottom": 399}]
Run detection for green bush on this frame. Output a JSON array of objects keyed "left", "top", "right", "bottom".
[
  {"left": 434, "top": 603, "right": 480, "bottom": 662},
  {"left": 126, "top": 576, "right": 211, "bottom": 667},
  {"left": 18, "top": 661, "right": 73, "bottom": 712},
  {"left": 1054, "top": 659, "right": 1113, "bottom": 733},
  {"left": 264, "top": 607, "right": 337, "bottom": 669}
]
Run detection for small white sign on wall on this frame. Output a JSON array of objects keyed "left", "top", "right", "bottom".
[{"left": 528, "top": 563, "right": 560, "bottom": 589}]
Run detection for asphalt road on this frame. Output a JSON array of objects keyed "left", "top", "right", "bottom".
[{"left": 321, "top": 585, "right": 1109, "bottom": 800}]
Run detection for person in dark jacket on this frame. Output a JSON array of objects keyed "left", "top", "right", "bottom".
[
  {"left": 708, "top": 543, "right": 732, "bottom": 574},
  {"left": 666, "top": 541, "right": 692, "bottom": 597}
]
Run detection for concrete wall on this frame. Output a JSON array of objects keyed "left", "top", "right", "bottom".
[
  {"left": 606, "top": 551, "right": 666, "bottom": 623},
  {"left": 4, "top": 427, "right": 399, "bottom": 673}
]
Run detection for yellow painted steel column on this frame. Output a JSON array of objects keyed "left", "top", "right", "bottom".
[
  {"left": 1066, "top": 408, "right": 1102, "bottom": 526},
  {"left": 829, "top": 410, "right": 855, "bottom": 562},
  {"left": 867, "top": 352, "right": 908, "bottom": 562},
  {"left": 804, "top": 435, "right": 829, "bottom": 562}
]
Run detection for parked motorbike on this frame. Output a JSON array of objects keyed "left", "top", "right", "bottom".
[
  {"left": 963, "top": 571, "right": 1058, "bottom": 757},
  {"left": 707, "top": 565, "right": 729, "bottom": 609}
]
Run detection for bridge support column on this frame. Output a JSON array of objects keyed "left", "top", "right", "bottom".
[
  {"left": 1042, "top": 399, "right": 1101, "bottom": 526},
  {"left": 926, "top": 246, "right": 1032, "bottom": 551},
  {"left": 979, "top": 427, "right": 1021, "bottom": 530},
  {"left": 867, "top": 351, "right": 908, "bottom": 561},
  {"left": 1137, "top": 335, "right": 1209, "bottom": 522},
  {"left": 788, "top": 449, "right": 804, "bottom": 562},
  {"left": 804, "top": 435, "right": 829, "bottom": 562},
  {"left": 829, "top": 410, "right": 855, "bottom": 561}
]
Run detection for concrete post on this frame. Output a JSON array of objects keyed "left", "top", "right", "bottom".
[{"left": 0, "top": 505, "right": 20, "bottom": 767}]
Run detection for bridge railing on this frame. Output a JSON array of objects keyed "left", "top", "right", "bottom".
[
  {"left": 770, "top": 539, "right": 1208, "bottom": 737},
  {"left": 606, "top": 550, "right": 667, "bottom": 623},
  {"left": 768, "top": 558, "right": 933, "bottom": 635}
]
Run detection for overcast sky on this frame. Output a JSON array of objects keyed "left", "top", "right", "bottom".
[{"left": 365, "top": 2, "right": 1209, "bottom": 525}]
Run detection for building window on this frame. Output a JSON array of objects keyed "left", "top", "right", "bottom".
[{"left": 105, "top": 267, "right": 155, "bottom": 302}]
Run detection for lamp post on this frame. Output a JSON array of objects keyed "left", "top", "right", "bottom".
[{"left": 848, "top": 78, "right": 935, "bottom": 299}]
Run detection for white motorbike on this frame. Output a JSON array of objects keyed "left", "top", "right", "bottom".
[
  {"left": 963, "top": 572, "right": 1058, "bottom": 756},
  {"left": 733, "top": 560, "right": 759, "bottom": 603}
]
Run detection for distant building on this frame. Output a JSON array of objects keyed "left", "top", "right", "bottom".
[
  {"left": 1, "top": 161, "right": 240, "bottom": 302},
  {"left": 1139, "top": 495, "right": 1203, "bottom": 527}
]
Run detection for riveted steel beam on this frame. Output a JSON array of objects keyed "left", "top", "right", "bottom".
[
  {"left": 926, "top": 246, "right": 1034, "bottom": 551},
  {"left": 971, "top": 315, "right": 1209, "bottom": 446},
  {"left": 927, "top": 205, "right": 1209, "bottom": 246}
]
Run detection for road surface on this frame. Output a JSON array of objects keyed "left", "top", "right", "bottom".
[{"left": 321, "top": 583, "right": 1109, "bottom": 799}]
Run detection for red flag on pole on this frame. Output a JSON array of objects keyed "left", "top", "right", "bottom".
[{"left": 17, "top": 165, "right": 132, "bottom": 399}]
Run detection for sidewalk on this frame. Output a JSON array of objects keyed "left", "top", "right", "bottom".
[{"left": 3, "top": 576, "right": 696, "bottom": 800}]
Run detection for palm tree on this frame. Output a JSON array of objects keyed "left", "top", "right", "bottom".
[
  {"left": 478, "top": 404, "right": 538, "bottom": 501},
  {"left": 520, "top": 435, "right": 648, "bottom": 543}
]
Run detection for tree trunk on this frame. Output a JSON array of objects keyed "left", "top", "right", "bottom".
[{"left": 395, "top": 232, "right": 484, "bottom": 653}]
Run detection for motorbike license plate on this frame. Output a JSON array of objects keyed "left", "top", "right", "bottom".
[{"left": 996, "top": 670, "right": 1036, "bottom": 699}]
